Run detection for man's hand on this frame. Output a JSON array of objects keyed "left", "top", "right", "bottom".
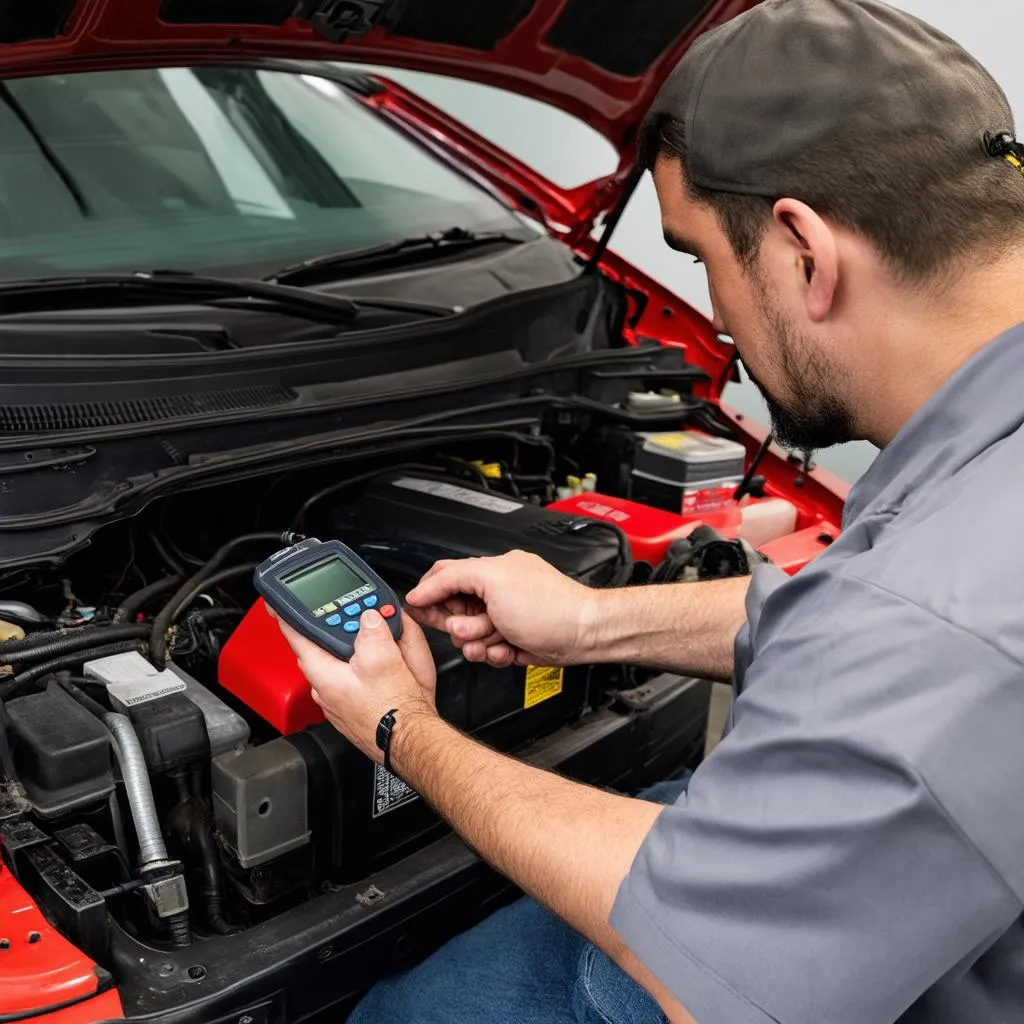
[
  {"left": 273, "top": 607, "right": 437, "bottom": 761},
  {"left": 404, "top": 550, "right": 600, "bottom": 668}
]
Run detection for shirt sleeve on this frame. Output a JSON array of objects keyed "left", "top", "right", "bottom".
[{"left": 611, "top": 573, "right": 1024, "bottom": 1024}]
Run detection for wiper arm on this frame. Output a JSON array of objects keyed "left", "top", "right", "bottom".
[
  {"left": 266, "top": 227, "right": 526, "bottom": 286},
  {"left": 0, "top": 271, "right": 456, "bottom": 323}
]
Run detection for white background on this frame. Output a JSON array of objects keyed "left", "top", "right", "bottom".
[{"left": 353, "top": 0, "right": 1021, "bottom": 481}]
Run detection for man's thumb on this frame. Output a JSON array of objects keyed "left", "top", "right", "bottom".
[{"left": 354, "top": 608, "right": 399, "bottom": 663}]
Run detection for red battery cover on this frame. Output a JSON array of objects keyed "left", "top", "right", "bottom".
[
  {"left": 218, "top": 599, "right": 325, "bottom": 735},
  {"left": 547, "top": 493, "right": 740, "bottom": 566},
  {"left": 0, "top": 862, "right": 123, "bottom": 1022}
]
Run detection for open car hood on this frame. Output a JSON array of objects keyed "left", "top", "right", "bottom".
[{"left": 0, "top": 0, "right": 758, "bottom": 227}]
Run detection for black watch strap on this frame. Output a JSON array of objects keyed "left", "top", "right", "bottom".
[{"left": 376, "top": 708, "right": 400, "bottom": 774}]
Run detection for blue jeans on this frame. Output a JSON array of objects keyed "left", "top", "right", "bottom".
[{"left": 348, "top": 777, "right": 690, "bottom": 1024}]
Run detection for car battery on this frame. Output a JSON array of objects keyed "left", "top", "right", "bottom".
[
  {"left": 219, "top": 600, "right": 592, "bottom": 881},
  {"left": 328, "top": 471, "right": 624, "bottom": 585},
  {"left": 628, "top": 431, "right": 746, "bottom": 517}
]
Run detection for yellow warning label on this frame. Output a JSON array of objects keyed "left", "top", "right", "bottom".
[
  {"left": 647, "top": 432, "right": 691, "bottom": 450},
  {"left": 524, "top": 666, "right": 564, "bottom": 709}
]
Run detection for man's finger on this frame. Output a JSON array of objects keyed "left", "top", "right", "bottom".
[
  {"left": 460, "top": 640, "right": 489, "bottom": 663},
  {"left": 405, "top": 604, "right": 450, "bottom": 633},
  {"left": 485, "top": 643, "right": 517, "bottom": 668},
  {"left": 447, "top": 612, "right": 496, "bottom": 644},
  {"left": 406, "top": 559, "right": 487, "bottom": 607},
  {"left": 417, "top": 560, "right": 456, "bottom": 584}
]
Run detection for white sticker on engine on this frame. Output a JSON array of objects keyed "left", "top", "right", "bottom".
[
  {"left": 107, "top": 677, "right": 188, "bottom": 707},
  {"left": 372, "top": 763, "right": 419, "bottom": 818},
  {"left": 84, "top": 650, "right": 188, "bottom": 707},
  {"left": 391, "top": 477, "right": 521, "bottom": 515}
]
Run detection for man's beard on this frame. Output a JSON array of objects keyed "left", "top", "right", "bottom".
[{"left": 744, "top": 290, "right": 856, "bottom": 451}]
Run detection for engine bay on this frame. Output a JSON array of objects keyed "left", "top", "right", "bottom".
[{"left": 0, "top": 410, "right": 838, "bottom": 1021}]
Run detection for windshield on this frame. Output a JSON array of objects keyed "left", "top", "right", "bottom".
[{"left": 0, "top": 66, "right": 526, "bottom": 281}]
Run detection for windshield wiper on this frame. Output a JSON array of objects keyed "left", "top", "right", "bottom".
[
  {"left": 0, "top": 83, "right": 93, "bottom": 219},
  {"left": 0, "top": 270, "right": 456, "bottom": 324},
  {"left": 266, "top": 227, "right": 527, "bottom": 286}
]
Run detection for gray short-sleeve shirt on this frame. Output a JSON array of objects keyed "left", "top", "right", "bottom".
[{"left": 611, "top": 322, "right": 1024, "bottom": 1023}]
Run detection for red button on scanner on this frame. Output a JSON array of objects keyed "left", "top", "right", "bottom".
[{"left": 380, "top": 604, "right": 397, "bottom": 620}]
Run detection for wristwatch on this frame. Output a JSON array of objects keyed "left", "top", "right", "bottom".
[{"left": 376, "top": 708, "right": 399, "bottom": 774}]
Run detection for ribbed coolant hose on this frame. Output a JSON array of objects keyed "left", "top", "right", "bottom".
[{"left": 101, "top": 713, "right": 169, "bottom": 868}]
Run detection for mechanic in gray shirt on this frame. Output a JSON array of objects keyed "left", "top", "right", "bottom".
[{"left": 274, "top": 1, "right": 1024, "bottom": 1021}]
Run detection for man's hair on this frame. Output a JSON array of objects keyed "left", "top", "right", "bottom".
[{"left": 640, "top": 114, "right": 1024, "bottom": 283}]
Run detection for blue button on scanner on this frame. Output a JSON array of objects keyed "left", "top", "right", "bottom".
[
  {"left": 363, "top": 595, "right": 379, "bottom": 609},
  {"left": 325, "top": 614, "right": 342, "bottom": 627},
  {"left": 343, "top": 621, "right": 360, "bottom": 634},
  {"left": 344, "top": 603, "right": 362, "bottom": 616}
]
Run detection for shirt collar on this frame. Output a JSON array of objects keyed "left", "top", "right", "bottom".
[{"left": 843, "top": 321, "right": 1024, "bottom": 526}]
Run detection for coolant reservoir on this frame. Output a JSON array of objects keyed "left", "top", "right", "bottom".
[
  {"left": 0, "top": 619, "right": 24, "bottom": 643},
  {"left": 738, "top": 498, "right": 798, "bottom": 548}
]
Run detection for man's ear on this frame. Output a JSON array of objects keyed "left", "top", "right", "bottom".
[{"left": 771, "top": 198, "right": 839, "bottom": 322}]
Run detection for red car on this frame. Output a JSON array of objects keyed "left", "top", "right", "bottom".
[{"left": 0, "top": 3, "right": 847, "bottom": 1021}]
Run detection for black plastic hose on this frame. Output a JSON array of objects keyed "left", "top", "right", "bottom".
[
  {"left": 149, "top": 533, "right": 187, "bottom": 575},
  {"left": 149, "top": 532, "right": 292, "bottom": 668},
  {"left": 191, "top": 804, "right": 235, "bottom": 934},
  {"left": 0, "top": 624, "right": 149, "bottom": 665},
  {"left": 168, "top": 911, "right": 192, "bottom": 947},
  {"left": 166, "top": 769, "right": 236, "bottom": 936},
  {"left": 55, "top": 674, "right": 110, "bottom": 720},
  {"left": 113, "top": 575, "right": 184, "bottom": 624},
  {"left": 0, "top": 699, "right": 17, "bottom": 782},
  {"left": 149, "top": 565, "right": 258, "bottom": 668}
]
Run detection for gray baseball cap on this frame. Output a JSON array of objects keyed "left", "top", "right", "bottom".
[{"left": 643, "top": 0, "right": 1021, "bottom": 196}]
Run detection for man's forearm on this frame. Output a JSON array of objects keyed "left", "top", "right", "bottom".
[
  {"left": 584, "top": 576, "right": 749, "bottom": 681},
  {"left": 392, "top": 713, "right": 695, "bottom": 1023}
]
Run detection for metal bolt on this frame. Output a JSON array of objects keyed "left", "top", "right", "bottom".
[
  {"left": 187, "top": 965, "right": 207, "bottom": 981},
  {"left": 27, "top": 931, "right": 40, "bottom": 944},
  {"left": 157, "top": 962, "right": 176, "bottom": 977},
  {"left": 0, "top": 938, "right": 10, "bottom": 950},
  {"left": 355, "top": 886, "right": 386, "bottom": 907}
]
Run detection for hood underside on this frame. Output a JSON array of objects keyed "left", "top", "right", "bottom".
[{"left": 0, "top": 0, "right": 755, "bottom": 154}]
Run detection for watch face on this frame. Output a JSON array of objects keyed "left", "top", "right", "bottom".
[{"left": 376, "top": 710, "right": 397, "bottom": 751}]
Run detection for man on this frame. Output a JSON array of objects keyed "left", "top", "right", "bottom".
[{"left": 275, "top": 1, "right": 1024, "bottom": 1020}]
